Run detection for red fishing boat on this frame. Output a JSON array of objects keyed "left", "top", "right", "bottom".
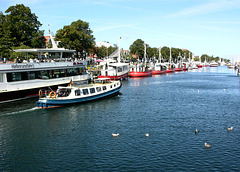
[
  {"left": 129, "top": 70, "right": 152, "bottom": 77},
  {"left": 129, "top": 43, "right": 152, "bottom": 77},
  {"left": 164, "top": 63, "right": 175, "bottom": 73},
  {"left": 152, "top": 63, "right": 166, "bottom": 75},
  {"left": 175, "top": 64, "right": 183, "bottom": 71}
]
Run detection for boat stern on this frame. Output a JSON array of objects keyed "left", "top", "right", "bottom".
[{"left": 36, "top": 99, "right": 61, "bottom": 109}]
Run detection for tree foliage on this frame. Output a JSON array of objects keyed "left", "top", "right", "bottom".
[
  {"left": 95, "top": 46, "right": 118, "bottom": 58},
  {"left": 55, "top": 19, "right": 95, "bottom": 57},
  {"left": 129, "top": 39, "right": 145, "bottom": 59},
  {"left": 0, "top": 4, "right": 45, "bottom": 58}
]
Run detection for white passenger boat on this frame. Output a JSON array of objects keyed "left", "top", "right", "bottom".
[
  {"left": 36, "top": 78, "right": 122, "bottom": 108},
  {"left": 0, "top": 30, "right": 91, "bottom": 103},
  {"left": 0, "top": 61, "right": 90, "bottom": 103}
]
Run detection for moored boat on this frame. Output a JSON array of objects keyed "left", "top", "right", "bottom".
[
  {"left": 210, "top": 61, "right": 219, "bottom": 67},
  {"left": 98, "top": 38, "right": 129, "bottom": 80},
  {"left": 152, "top": 63, "right": 166, "bottom": 75},
  {"left": 129, "top": 70, "right": 152, "bottom": 77},
  {"left": 98, "top": 62, "right": 129, "bottom": 80},
  {"left": 129, "top": 43, "right": 152, "bottom": 77},
  {"left": 36, "top": 78, "right": 122, "bottom": 108},
  {"left": 151, "top": 46, "right": 166, "bottom": 75},
  {"left": 175, "top": 62, "right": 183, "bottom": 71}
]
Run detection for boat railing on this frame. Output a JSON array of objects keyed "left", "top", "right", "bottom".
[{"left": 38, "top": 89, "right": 53, "bottom": 98}]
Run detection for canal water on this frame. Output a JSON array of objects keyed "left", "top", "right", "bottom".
[{"left": 0, "top": 66, "right": 240, "bottom": 171}]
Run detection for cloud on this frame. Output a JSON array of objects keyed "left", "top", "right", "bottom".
[{"left": 166, "top": 0, "right": 240, "bottom": 19}]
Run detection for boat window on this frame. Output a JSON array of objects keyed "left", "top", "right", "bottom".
[
  {"left": 102, "top": 86, "right": 107, "bottom": 91},
  {"left": 7, "top": 72, "right": 21, "bottom": 81},
  {"left": 96, "top": 87, "right": 101, "bottom": 92},
  {"left": 27, "top": 72, "right": 36, "bottom": 80},
  {"left": 75, "top": 89, "right": 81, "bottom": 96},
  {"left": 0, "top": 74, "right": 3, "bottom": 82},
  {"left": 117, "top": 67, "right": 122, "bottom": 72},
  {"left": 5, "top": 66, "right": 87, "bottom": 82},
  {"left": 57, "top": 88, "right": 71, "bottom": 97},
  {"left": 40, "top": 71, "right": 50, "bottom": 79},
  {"left": 123, "top": 65, "right": 128, "bottom": 71},
  {"left": 110, "top": 85, "right": 112, "bottom": 88},
  {"left": 114, "top": 84, "right": 116, "bottom": 87},
  {"left": 82, "top": 89, "right": 89, "bottom": 95},
  {"left": 90, "top": 88, "right": 95, "bottom": 94}
]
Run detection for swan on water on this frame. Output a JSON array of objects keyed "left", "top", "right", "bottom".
[
  {"left": 227, "top": 127, "right": 233, "bottom": 131},
  {"left": 145, "top": 133, "right": 149, "bottom": 137}
]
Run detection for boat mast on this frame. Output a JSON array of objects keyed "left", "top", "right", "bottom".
[
  {"left": 159, "top": 46, "right": 162, "bottom": 63},
  {"left": 170, "top": 47, "right": 172, "bottom": 64},
  {"left": 189, "top": 52, "right": 191, "bottom": 63},
  {"left": 48, "top": 25, "right": 58, "bottom": 49},
  {"left": 144, "top": 43, "right": 147, "bottom": 68},
  {"left": 118, "top": 37, "right": 121, "bottom": 63}
]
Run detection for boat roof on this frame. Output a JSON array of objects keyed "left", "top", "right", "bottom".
[
  {"left": 95, "top": 78, "right": 111, "bottom": 80},
  {"left": 14, "top": 48, "right": 75, "bottom": 53},
  {"left": 0, "top": 61, "right": 87, "bottom": 73},
  {"left": 108, "top": 63, "right": 129, "bottom": 67}
]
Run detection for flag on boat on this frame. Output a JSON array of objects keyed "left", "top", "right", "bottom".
[{"left": 68, "top": 80, "right": 74, "bottom": 86}]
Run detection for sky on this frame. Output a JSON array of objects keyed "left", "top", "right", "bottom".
[{"left": 1, "top": 0, "right": 240, "bottom": 60}]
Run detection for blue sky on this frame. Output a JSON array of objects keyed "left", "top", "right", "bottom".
[{"left": 1, "top": 0, "right": 240, "bottom": 59}]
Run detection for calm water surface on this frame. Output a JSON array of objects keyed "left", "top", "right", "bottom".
[{"left": 0, "top": 66, "right": 240, "bottom": 171}]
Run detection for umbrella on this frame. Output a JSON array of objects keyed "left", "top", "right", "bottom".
[{"left": 96, "top": 59, "right": 104, "bottom": 62}]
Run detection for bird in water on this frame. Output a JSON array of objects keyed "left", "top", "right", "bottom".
[
  {"left": 195, "top": 129, "right": 199, "bottom": 134},
  {"left": 112, "top": 133, "right": 119, "bottom": 137},
  {"left": 227, "top": 126, "right": 233, "bottom": 131},
  {"left": 205, "top": 142, "right": 211, "bottom": 148},
  {"left": 145, "top": 133, "right": 149, "bottom": 137}
]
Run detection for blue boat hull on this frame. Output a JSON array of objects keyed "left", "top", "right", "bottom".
[{"left": 36, "top": 84, "right": 122, "bottom": 108}]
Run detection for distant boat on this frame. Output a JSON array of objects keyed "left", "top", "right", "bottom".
[
  {"left": 165, "top": 48, "right": 175, "bottom": 73},
  {"left": 152, "top": 63, "right": 166, "bottom": 75},
  {"left": 175, "top": 63, "right": 183, "bottom": 72},
  {"left": 129, "top": 43, "right": 152, "bottom": 77},
  {"left": 210, "top": 61, "right": 219, "bottom": 67},
  {"left": 36, "top": 78, "right": 122, "bottom": 109},
  {"left": 151, "top": 46, "right": 166, "bottom": 75},
  {"left": 98, "top": 62, "right": 129, "bottom": 80},
  {"left": 98, "top": 38, "right": 129, "bottom": 80}
]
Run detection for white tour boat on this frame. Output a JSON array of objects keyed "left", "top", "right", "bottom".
[
  {"left": 0, "top": 30, "right": 91, "bottom": 103},
  {"left": 36, "top": 78, "right": 122, "bottom": 108}
]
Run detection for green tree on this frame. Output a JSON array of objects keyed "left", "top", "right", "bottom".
[
  {"left": 129, "top": 39, "right": 145, "bottom": 59},
  {"left": 161, "top": 46, "right": 170, "bottom": 61},
  {"left": 4, "top": 4, "right": 45, "bottom": 47},
  {"left": 96, "top": 46, "right": 107, "bottom": 58},
  {"left": 0, "top": 4, "right": 45, "bottom": 58},
  {"left": 55, "top": 19, "right": 95, "bottom": 58}
]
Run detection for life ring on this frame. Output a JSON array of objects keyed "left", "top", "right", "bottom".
[
  {"left": 38, "top": 90, "right": 43, "bottom": 98},
  {"left": 49, "top": 91, "right": 56, "bottom": 99}
]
